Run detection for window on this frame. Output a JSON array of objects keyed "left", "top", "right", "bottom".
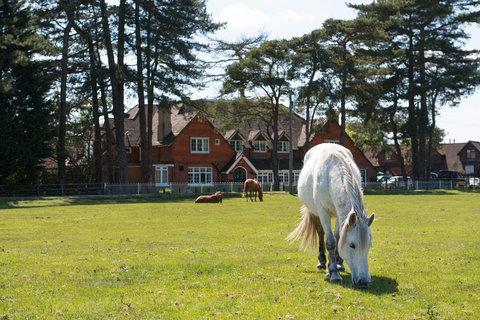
[
  {"left": 188, "top": 167, "right": 212, "bottom": 185},
  {"left": 385, "top": 151, "right": 392, "bottom": 161},
  {"left": 278, "top": 141, "right": 290, "bottom": 153},
  {"left": 215, "top": 138, "right": 220, "bottom": 146},
  {"left": 191, "top": 137, "right": 209, "bottom": 153},
  {"left": 154, "top": 165, "right": 169, "bottom": 186},
  {"left": 467, "top": 149, "right": 476, "bottom": 159},
  {"left": 253, "top": 140, "right": 267, "bottom": 152},
  {"left": 465, "top": 165, "right": 475, "bottom": 175},
  {"left": 255, "top": 170, "right": 273, "bottom": 184},
  {"left": 278, "top": 170, "right": 301, "bottom": 185},
  {"left": 324, "top": 139, "right": 339, "bottom": 144},
  {"left": 229, "top": 140, "right": 243, "bottom": 153}
]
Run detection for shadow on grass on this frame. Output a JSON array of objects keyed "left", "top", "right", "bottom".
[
  {"left": 331, "top": 272, "right": 398, "bottom": 295},
  {"left": 0, "top": 193, "right": 243, "bottom": 210}
]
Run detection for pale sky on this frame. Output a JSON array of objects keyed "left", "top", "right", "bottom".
[{"left": 205, "top": 0, "right": 480, "bottom": 143}]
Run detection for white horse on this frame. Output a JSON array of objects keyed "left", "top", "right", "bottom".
[{"left": 287, "top": 143, "right": 375, "bottom": 288}]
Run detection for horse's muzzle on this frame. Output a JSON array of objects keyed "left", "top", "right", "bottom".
[{"left": 354, "top": 278, "right": 370, "bottom": 289}]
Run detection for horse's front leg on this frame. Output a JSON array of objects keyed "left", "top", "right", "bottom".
[
  {"left": 254, "top": 191, "right": 257, "bottom": 201},
  {"left": 334, "top": 223, "right": 345, "bottom": 272},
  {"left": 316, "top": 223, "right": 327, "bottom": 270},
  {"left": 317, "top": 209, "right": 342, "bottom": 283}
]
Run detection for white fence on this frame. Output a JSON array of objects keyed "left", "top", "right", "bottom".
[{"left": 0, "top": 179, "right": 478, "bottom": 197}]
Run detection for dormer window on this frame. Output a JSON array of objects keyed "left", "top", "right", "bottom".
[
  {"left": 467, "top": 149, "right": 476, "bottom": 159},
  {"left": 253, "top": 140, "right": 267, "bottom": 152},
  {"left": 278, "top": 140, "right": 290, "bottom": 153},
  {"left": 230, "top": 140, "right": 243, "bottom": 153},
  {"left": 385, "top": 151, "right": 392, "bottom": 161}
]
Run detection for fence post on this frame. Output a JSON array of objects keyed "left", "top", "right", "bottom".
[
  {"left": 415, "top": 181, "right": 418, "bottom": 190},
  {"left": 450, "top": 180, "right": 453, "bottom": 189}
]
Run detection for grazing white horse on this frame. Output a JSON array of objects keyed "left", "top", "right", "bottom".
[{"left": 287, "top": 143, "right": 375, "bottom": 288}]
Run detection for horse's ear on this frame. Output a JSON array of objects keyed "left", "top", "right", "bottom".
[
  {"left": 347, "top": 211, "right": 356, "bottom": 226},
  {"left": 367, "top": 213, "right": 375, "bottom": 227}
]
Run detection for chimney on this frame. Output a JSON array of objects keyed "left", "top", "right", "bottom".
[{"left": 157, "top": 107, "right": 172, "bottom": 143}]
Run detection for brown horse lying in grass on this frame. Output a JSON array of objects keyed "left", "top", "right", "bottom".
[
  {"left": 195, "top": 191, "right": 223, "bottom": 203},
  {"left": 243, "top": 179, "right": 263, "bottom": 202}
]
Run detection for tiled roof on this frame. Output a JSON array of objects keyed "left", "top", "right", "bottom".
[
  {"left": 438, "top": 143, "right": 465, "bottom": 172},
  {"left": 114, "top": 102, "right": 330, "bottom": 149}
]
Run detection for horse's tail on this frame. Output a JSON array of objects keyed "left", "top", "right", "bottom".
[{"left": 286, "top": 206, "right": 320, "bottom": 251}]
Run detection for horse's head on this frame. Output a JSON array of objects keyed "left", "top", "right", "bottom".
[
  {"left": 258, "top": 187, "right": 263, "bottom": 201},
  {"left": 338, "top": 211, "right": 375, "bottom": 289}
]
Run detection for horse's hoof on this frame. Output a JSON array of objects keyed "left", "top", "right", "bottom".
[
  {"left": 329, "top": 273, "right": 343, "bottom": 283},
  {"left": 317, "top": 262, "right": 326, "bottom": 270},
  {"left": 337, "top": 264, "right": 345, "bottom": 272}
]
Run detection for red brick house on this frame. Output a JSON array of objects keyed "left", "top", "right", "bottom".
[{"left": 112, "top": 103, "right": 377, "bottom": 185}]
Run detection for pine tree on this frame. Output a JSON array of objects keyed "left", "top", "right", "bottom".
[{"left": 0, "top": 0, "right": 54, "bottom": 184}]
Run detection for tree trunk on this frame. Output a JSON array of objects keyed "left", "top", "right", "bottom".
[
  {"left": 389, "top": 87, "right": 407, "bottom": 182},
  {"left": 272, "top": 98, "right": 280, "bottom": 191},
  {"left": 57, "top": 21, "right": 73, "bottom": 188},
  {"left": 99, "top": 0, "right": 128, "bottom": 182},
  {"left": 407, "top": 23, "right": 419, "bottom": 179},
  {"left": 427, "top": 91, "right": 438, "bottom": 176},
  {"left": 339, "top": 42, "right": 348, "bottom": 146},
  {"left": 92, "top": 5, "right": 114, "bottom": 182},
  {"left": 418, "top": 28, "right": 429, "bottom": 180},
  {"left": 135, "top": 0, "right": 149, "bottom": 182}
]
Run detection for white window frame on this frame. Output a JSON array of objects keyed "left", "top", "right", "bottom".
[
  {"left": 215, "top": 138, "right": 220, "bottom": 146},
  {"left": 154, "top": 165, "right": 172, "bottom": 186},
  {"left": 465, "top": 165, "right": 475, "bottom": 175},
  {"left": 190, "top": 137, "right": 210, "bottom": 154},
  {"left": 229, "top": 140, "right": 243, "bottom": 153},
  {"left": 188, "top": 167, "right": 213, "bottom": 185},
  {"left": 277, "top": 170, "right": 301, "bottom": 185},
  {"left": 253, "top": 140, "right": 267, "bottom": 152},
  {"left": 255, "top": 170, "right": 273, "bottom": 185},
  {"left": 278, "top": 140, "right": 290, "bottom": 153}
]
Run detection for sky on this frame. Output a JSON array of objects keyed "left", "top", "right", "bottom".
[{"left": 204, "top": 0, "right": 480, "bottom": 143}]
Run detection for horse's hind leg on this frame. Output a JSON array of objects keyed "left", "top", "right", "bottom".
[{"left": 316, "top": 223, "right": 327, "bottom": 270}]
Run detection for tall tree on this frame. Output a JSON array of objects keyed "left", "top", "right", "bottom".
[
  {"left": 0, "top": 0, "right": 55, "bottom": 184},
  {"left": 224, "top": 39, "right": 293, "bottom": 190}
]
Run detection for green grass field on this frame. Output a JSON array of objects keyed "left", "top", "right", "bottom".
[{"left": 0, "top": 191, "right": 479, "bottom": 319}]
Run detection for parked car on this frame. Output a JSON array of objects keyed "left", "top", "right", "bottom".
[
  {"left": 437, "top": 170, "right": 467, "bottom": 187},
  {"left": 377, "top": 172, "right": 392, "bottom": 182},
  {"left": 386, "top": 176, "right": 413, "bottom": 189},
  {"left": 469, "top": 177, "right": 480, "bottom": 187}
]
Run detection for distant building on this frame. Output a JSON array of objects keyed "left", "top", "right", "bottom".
[
  {"left": 365, "top": 140, "right": 480, "bottom": 178},
  {"left": 105, "top": 103, "right": 377, "bottom": 185},
  {"left": 439, "top": 141, "right": 480, "bottom": 176}
]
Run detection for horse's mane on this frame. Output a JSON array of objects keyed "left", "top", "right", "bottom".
[{"left": 329, "top": 152, "right": 365, "bottom": 217}]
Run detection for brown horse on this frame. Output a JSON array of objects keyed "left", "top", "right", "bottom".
[
  {"left": 195, "top": 191, "right": 223, "bottom": 203},
  {"left": 243, "top": 179, "right": 263, "bottom": 202}
]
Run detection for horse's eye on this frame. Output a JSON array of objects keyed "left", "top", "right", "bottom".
[{"left": 349, "top": 243, "right": 356, "bottom": 249}]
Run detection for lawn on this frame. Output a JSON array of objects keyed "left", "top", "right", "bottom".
[{"left": 0, "top": 191, "right": 479, "bottom": 319}]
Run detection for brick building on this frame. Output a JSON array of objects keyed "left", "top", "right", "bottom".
[{"left": 110, "top": 103, "right": 377, "bottom": 185}]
